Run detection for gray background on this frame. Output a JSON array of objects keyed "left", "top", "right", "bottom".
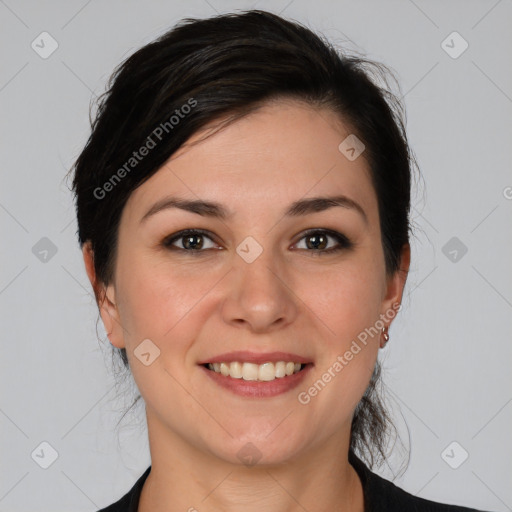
[{"left": 1, "top": 0, "right": 511, "bottom": 511}]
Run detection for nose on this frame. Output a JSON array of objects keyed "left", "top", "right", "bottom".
[{"left": 220, "top": 247, "right": 299, "bottom": 334}]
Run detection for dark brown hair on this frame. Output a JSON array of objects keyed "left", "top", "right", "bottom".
[{"left": 69, "top": 9, "right": 415, "bottom": 469}]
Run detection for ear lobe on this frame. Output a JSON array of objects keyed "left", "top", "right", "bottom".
[
  {"left": 82, "top": 242, "right": 126, "bottom": 349},
  {"left": 97, "top": 292, "right": 126, "bottom": 349}
]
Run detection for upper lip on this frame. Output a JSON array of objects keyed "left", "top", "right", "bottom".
[{"left": 198, "top": 351, "right": 313, "bottom": 365}]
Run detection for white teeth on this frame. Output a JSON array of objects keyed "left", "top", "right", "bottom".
[
  {"left": 275, "top": 361, "right": 286, "bottom": 378},
  {"left": 258, "top": 362, "right": 275, "bottom": 381},
  {"left": 242, "top": 363, "right": 259, "bottom": 381},
  {"left": 206, "top": 361, "right": 305, "bottom": 381},
  {"left": 230, "top": 361, "right": 243, "bottom": 379}
]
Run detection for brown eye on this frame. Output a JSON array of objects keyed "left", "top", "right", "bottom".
[
  {"left": 163, "top": 229, "right": 218, "bottom": 253},
  {"left": 294, "top": 229, "right": 353, "bottom": 255},
  {"left": 304, "top": 232, "right": 328, "bottom": 250},
  {"left": 181, "top": 233, "right": 204, "bottom": 250}
]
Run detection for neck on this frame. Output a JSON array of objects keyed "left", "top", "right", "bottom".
[{"left": 138, "top": 412, "right": 365, "bottom": 512}]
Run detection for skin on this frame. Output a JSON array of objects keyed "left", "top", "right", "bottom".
[{"left": 83, "top": 99, "right": 410, "bottom": 512}]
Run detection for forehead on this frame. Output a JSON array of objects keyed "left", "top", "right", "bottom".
[{"left": 124, "top": 99, "right": 378, "bottom": 226}]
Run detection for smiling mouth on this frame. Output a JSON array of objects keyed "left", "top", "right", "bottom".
[{"left": 202, "top": 361, "right": 309, "bottom": 382}]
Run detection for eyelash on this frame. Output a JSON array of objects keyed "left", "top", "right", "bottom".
[{"left": 161, "top": 228, "right": 353, "bottom": 256}]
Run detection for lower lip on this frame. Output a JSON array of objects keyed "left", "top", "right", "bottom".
[{"left": 199, "top": 364, "right": 313, "bottom": 398}]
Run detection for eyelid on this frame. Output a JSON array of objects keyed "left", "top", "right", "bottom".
[
  {"left": 291, "top": 228, "right": 353, "bottom": 251},
  {"left": 163, "top": 227, "right": 353, "bottom": 256},
  {"left": 162, "top": 228, "right": 220, "bottom": 251}
]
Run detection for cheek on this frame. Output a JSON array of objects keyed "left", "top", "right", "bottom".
[
  {"left": 305, "top": 260, "right": 384, "bottom": 340},
  {"left": 299, "top": 257, "right": 382, "bottom": 405},
  {"left": 116, "top": 253, "right": 221, "bottom": 347},
  {"left": 114, "top": 256, "right": 208, "bottom": 405},
  {"left": 298, "top": 264, "right": 381, "bottom": 427}
]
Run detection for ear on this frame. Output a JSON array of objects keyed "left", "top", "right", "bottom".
[
  {"left": 381, "top": 243, "right": 411, "bottom": 320},
  {"left": 82, "top": 241, "right": 126, "bottom": 349}
]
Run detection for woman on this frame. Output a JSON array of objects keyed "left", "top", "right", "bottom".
[{"left": 70, "top": 9, "right": 492, "bottom": 512}]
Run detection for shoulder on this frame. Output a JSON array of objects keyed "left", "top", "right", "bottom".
[
  {"left": 96, "top": 466, "right": 151, "bottom": 512},
  {"left": 349, "top": 451, "right": 494, "bottom": 512}
]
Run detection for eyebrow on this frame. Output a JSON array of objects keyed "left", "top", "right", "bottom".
[{"left": 140, "top": 194, "right": 368, "bottom": 225}]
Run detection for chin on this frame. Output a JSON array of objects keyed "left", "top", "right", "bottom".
[{"left": 209, "top": 431, "right": 308, "bottom": 468}]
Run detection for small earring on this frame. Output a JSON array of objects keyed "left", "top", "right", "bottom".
[{"left": 380, "top": 326, "right": 390, "bottom": 348}]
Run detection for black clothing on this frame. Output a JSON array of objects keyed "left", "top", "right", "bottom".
[{"left": 97, "top": 451, "right": 491, "bottom": 511}]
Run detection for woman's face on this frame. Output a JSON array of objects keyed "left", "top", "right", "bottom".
[{"left": 86, "top": 100, "right": 408, "bottom": 466}]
